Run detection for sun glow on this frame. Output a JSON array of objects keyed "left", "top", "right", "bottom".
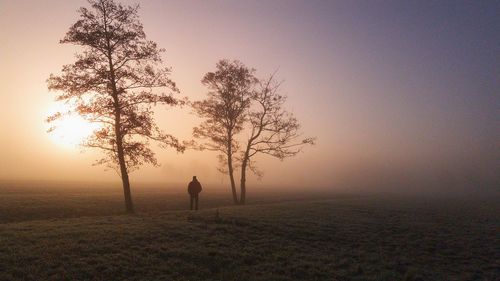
[{"left": 47, "top": 105, "right": 100, "bottom": 149}]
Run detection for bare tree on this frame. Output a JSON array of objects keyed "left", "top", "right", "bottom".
[
  {"left": 193, "top": 60, "right": 315, "bottom": 205},
  {"left": 192, "top": 60, "right": 257, "bottom": 204},
  {"left": 47, "top": 0, "right": 184, "bottom": 213},
  {"left": 239, "top": 74, "right": 316, "bottom": 204}
]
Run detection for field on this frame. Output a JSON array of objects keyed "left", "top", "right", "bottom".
[{"left": 0, "top": 184, "right": 498, "bottom": 280}]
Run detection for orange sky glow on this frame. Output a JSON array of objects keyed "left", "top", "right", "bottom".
[{"left": 0, "top": 0, "right": 498, "bottom": 194}]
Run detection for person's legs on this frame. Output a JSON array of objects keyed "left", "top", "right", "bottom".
[
  {"left": 190, "top": 196, "right": 194, "bottom": 210},
  {"left": 194, "top": 195, "right": 199, "bottom": 210}
]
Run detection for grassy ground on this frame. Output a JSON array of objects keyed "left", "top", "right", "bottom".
[{"left": 0, "top": 186, "right": 498, "bottom": 280}]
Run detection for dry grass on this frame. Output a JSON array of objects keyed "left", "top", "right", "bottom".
[{"left": 0, "top": 187, "right": 498, "bottom": 280}]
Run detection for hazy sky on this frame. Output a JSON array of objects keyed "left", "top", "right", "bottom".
[{"left": 0, "top": 0, "right": 498, "bottom": 193}]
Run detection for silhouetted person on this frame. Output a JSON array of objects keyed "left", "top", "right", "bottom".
[{"left": 188, "top": 176, "right": 202, "bottom": 210}]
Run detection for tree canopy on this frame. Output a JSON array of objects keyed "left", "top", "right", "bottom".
[
  {"left": 193, "top": 59, "right": 315, "bottom": 204},
  {"left": 192, "top": 59, "right": 257, "bottom": 203},
  {"left": 47, "top": 0, "right": 184, "bottom": 212}
]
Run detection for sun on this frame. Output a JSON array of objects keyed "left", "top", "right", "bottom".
[{"left": 47, "top": 105, "right": 100, "bottom": 149}]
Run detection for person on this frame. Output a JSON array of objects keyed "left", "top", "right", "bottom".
[{"left": 187, "top": 176, "right": 202, "bottom": 210}]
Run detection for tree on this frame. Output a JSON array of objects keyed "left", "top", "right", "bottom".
[
  {"left": 47, "top": 0, "right": 184, "bottom": 213},
  {"left": 192, "top": 60, "right": 257, "bottom": 204},
  {"left": 239, "top": 74, "right": 315, "bottom": 204},
  {"left": 193, "top": 60, "right": 315, "bottom": 205}
]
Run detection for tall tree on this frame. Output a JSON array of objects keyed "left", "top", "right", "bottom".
[
  {"left": 239, "top": 74, "right": 315, "bottom": 204},
  {"left": 47, "top": 0, "right": 184, "bottom": 213},
  {"left": 192, "top": 60, "right": 257, "bottom": 204}
]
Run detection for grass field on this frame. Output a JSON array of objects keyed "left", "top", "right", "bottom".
[{"left": 0, "top": 185, "right": 498, "bottom": 280}]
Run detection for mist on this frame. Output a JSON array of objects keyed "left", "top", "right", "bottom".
[{"left": 1, "top": 0, "right": 499, "bottom": 197}]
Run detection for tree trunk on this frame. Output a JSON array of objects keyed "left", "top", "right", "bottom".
[
  {"left": 107, "top": 40, "right": 134, "bottom": 214},
  {"left": 227, "top": 151, "right": 239, "bottom": 204},
  {"left": 239, "top": 140, "right": 253, "bottom": 205},
  {"left": 227, "top": 133, "right": 238, "bottom": 204},
  {"left": 100, "top": 9, "right": 135, "bottom": 214},
  {"left": 117, "top": 138, "right": 134, "bottom": 213},
  {"left": 113, "top": 97, "right": 134, "bottom": 214},
  {"left": 240, "top": 157, "right": 247, "bottom": 205},
  {"left": 113, "top": 89, "right": 134, "bottom": 213}
]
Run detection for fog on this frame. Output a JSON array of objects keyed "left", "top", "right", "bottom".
[{"left": 0, "top": 0, "right": 498, "bottom": 196}]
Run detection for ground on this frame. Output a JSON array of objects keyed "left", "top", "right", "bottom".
[{"left": 0, "top": 185, "right": 498, "bottom": 280}]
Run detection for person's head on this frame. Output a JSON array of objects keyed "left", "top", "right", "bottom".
[{"left": 192, "top": 176, "right": 197, "bottom": 181}]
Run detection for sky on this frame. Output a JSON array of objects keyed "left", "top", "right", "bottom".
[{"left": 0, "top": 0, "right": 498, "bottom": 194}]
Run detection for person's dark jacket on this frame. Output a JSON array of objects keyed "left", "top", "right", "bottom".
[{"left": 188, "top": 180, "right": 202, "bottom": 196}]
